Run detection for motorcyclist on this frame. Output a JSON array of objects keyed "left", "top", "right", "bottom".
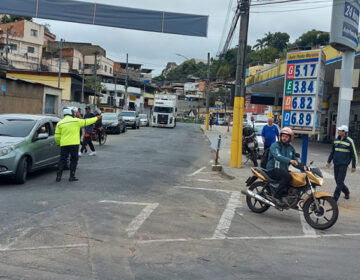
[{"left": 266, "top": 127, "right": 299, "bottom": 206}]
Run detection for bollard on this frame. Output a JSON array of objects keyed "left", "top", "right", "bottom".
[
  {"left": 227, "top": 121, "right": 230, "bottom": 133},
  {"left": 212, "top": 135, "right": 222, "bottom": 171}
]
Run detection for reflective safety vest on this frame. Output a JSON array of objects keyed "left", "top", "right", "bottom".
[
  {"left": 328, "top": 136, "right": 358, "bottom": 168},
  {"left": 55, "top": 115, "right": 98, "bottom": 146}
]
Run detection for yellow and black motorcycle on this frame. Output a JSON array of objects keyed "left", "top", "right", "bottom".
[{"left": 242, "top": 163, "right": 338, "bottom": 230}]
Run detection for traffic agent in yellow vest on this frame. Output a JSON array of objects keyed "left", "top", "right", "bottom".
[{"left": 55, "top": 114, "right": 98, "bottom": 146}]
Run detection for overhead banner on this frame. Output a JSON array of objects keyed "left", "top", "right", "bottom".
[
  {"left": 0, "top": 0, "right": 208, "bottom": 37},
  {"left": 282, "top": 50, "right": 325, "bottom": 134},
  {"left": 330, "top": 0, "right": 360, "bottom": 51}
]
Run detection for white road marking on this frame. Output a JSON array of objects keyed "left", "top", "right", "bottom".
[
  {"left": 321, "top": 170, "right": 333, "bottom": 179},
  {"left": 187, "top": 167, "right": 206, "bottom": 177},
  {"left": 136, "top": 233, "right": 360, "bottom": 244},
  {"left": 98, "top": 200, "right": 159, "bottom": 238},
  {"left": 299, "top": 213, "right": 317, "bottom": 237},
  {"left": 0, "top": 227, "right": 33, "bottom": 250},
  {"left": 174, "top": 186, "right": 234, "bottom": 194},
  {"left": 0, "top": 243, "right": 88, "bottom": 252},
  {"left": 126, "top": 203, "right": 159, "bottom": 237},
  {"left": 212, "top": 191, "right": 242, "bottom": 239},
  {"left": 196, "top": 179, "right": 213, "bottom": 182}
]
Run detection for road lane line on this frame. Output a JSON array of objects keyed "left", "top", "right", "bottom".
[
  {"left": 0, "top": 227, "right": 33, "bottom": 250},
  {"left": 299, "top": 213, "right": 317, "bottom": 237},
  {"left": 321, "top": 170, "right": 333, "bottom": 179},
  {"left": 0, "top": 243, "right": 88, "bottom": 252},
  {"left": 174, "top": 186, "right": 233, "bottom": 193},
  {"left": 98, "top": 200, "right": 159, "bottom": 238},
  {"left": 126, "top": 203, "right": 159, "bottom": 237},
  {"left": 136, "top": 233, "right": 360, "bottom": 244},
  {"left": 187, "top": 167, "right": 206, "bottom": 177},
  {"left": 212, "top": 191, "right": 242, "bottom": 239},
  {"left": 196, "top": 179, "right": 214, "bottom": 182}
]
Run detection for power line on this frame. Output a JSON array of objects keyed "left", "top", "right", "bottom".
[{"left": 217, "top": 0, "right": 235, "bottom": 55}]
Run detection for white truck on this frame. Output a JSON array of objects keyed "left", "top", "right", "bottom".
[{"left": 152, "top": 94, "right": 178, "bottom": 128}]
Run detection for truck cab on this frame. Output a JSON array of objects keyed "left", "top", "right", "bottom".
[{"left": 152, "top": 94, "right": 177, "bottom": 128}]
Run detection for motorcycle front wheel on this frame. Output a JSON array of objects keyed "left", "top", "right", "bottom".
[
  {"left": 99, "top": 131, "right": 107, "bottom": 145},
  {"left": 303, "top": 196, "right": 338, "bottom": 230},
  {"left": 246, "top": 181, "right": 270, "bottom": 213}
]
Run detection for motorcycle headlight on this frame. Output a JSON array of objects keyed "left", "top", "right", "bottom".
[{"left": 0, "top": 145, "right": 16, "bottom": 157}]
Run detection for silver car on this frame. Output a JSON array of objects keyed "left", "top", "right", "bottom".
[
  {"left": 120, "top": 111, "right": 140, "bottom": 129},
  {"left": 0, "top": 114, "right": 61, "bottom": 184},
  {"left": 253, "top": 122, "right": 280, "bottom": 156},
  {"left": 139, "top": 114, "right": 149, "bottom": 127}
]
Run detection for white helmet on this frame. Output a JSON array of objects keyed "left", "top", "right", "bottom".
[{"left": 63, "top": 108, "right": 73, "bottom": 116}]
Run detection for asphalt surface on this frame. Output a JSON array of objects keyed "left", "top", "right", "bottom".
[{"left": 0, "top": 123, "right": 359, "bottom": 279}]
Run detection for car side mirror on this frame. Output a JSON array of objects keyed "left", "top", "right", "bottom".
[{"left": 36, "top": 133, "right": 49, "bottom": 140}]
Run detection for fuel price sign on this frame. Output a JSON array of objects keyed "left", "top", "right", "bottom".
[{"left": 282, "top": 49, "right": 325, "bottom": 134}]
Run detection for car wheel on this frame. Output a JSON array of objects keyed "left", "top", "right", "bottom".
[{"left": 15, "top": 157, "right": 29, "bottom": 184}]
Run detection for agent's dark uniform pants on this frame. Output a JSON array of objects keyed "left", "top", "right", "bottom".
[
  {"left": 268, "top": 168, "right": 291, "bottom": 199},
  {"left": 58, "top": 145, "right": 79, "bottom": 172},
  {"left": 333, "top": 165, "right": 350, "bottom": 201}
]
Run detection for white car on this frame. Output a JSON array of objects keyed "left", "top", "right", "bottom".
[
  {"left": 139, "top": 114, "right": 149, "bottom": 127},
  {"left": 253, "top": 122, "right": 280, "bottom": 156}
]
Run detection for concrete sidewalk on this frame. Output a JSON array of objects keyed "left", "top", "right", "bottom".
[{"left": 201, "top": 124, "right": 360, "bottom": 210}]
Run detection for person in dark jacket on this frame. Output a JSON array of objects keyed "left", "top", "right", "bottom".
[
  {"left": 326, "top": 125, "right": 357, "bottom": 201},
  {"left": 79, "top": 106, "right": 96, "bottom": 156},
  {"left": 266, "top": 127, "right": 299, "bottom": 206}
]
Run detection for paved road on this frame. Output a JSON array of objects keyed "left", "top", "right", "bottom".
[{"left": 0, "top": 123, "right": 359, "bottom": 279}]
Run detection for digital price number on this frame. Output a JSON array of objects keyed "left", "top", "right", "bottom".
[
  {"left": 292, "top": 96, "right": 315, "bottom": 111},
  {"left": 285, "top": 79, "right": 316, "bottom": 95},
  {"left": 283, "top": 111, "right": 314, "bottom": 127},
  {"left": 286, "top": 63, "right": 317, "bottom": 79}
]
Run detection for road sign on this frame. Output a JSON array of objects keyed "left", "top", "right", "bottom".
[
  {"left": 330, "top": 0, "right": 360, "bottom": 51},
  {"left": 282, "top": 50, "right": 325, "bottom": 134}
]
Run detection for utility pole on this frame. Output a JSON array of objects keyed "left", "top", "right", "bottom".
[
  {"left": 230, "top": 0, "right": 250, "bottom": 168},
  {"left": 114, "top": 72, "right": 117, "bottom": 112},
  {"left": 58, "top": 39, "right": 64, "bottom": 88},
  {"left": 5, "top": 26, "right": 13, "bottom": 65},
  {"left": 93, "top": 51, "right": 98, "bottom": 105},
  {"left": 125, "top": 53, "right": 128, "bottom": 110},
  {"left": 205, "top": 52, "right": 210, "bottom": 130},
  {"left": 81, "top": 63, "right": 85, "bottom": 103}
]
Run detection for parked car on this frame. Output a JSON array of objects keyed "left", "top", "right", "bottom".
[
  {"left": 120, "top": 111, "right": 140, "bottom": 129},
  {"left": 253, "top": 122, "right": 280, "bottom": 156},
  {"left": 0, "top": 114, "right": 61, "bottom": 184},
  {"left": 102, "top": 113, "right": 126, "bottom": 134},
  {"left": 139, "top": 114, "right": 149, "bottom": 127}
]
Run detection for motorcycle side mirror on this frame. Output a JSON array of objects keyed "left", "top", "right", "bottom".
[
  {"left": 310, "top": 161, "right": 314, "bottom": 166},
  {"left": 295, "top": 153, "right": 300, "bottom": 158}
]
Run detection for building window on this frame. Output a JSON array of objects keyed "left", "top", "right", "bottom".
[
  {"left": 105, "top": 65, "right": 107, "bottom": 72},
  {"left": 45, "top": 94, "right": 57, "bottom": 114},
  {"left": 79, "top": 61, "right": 82, "bottom": 70},
  {"left": 110, "top": 67, "right": 112, "bottom": 74},
  {"left": 10, "top": 44, "right": 17, "bottom": 51},
  {"left": 27, "top": 46, "right": 35, "bottom": 54},
  {"left": 30, "top": 29, "right": 38, "bottom": 37}
]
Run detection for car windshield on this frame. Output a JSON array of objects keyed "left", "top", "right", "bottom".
[
  {"left": 154, "top": 107, "right": 173, "bottom": 113},
  {"left": 0, "top": 118, "right": 36, "bottom": 137},
  {"left": 254, "top": 124, "right": 266, "bottom": 136},
  {"left": 139, "top": 114, "right": 147, "bottom": 119},
  {"left": 102, "top": 114, "right": 118, "bottom": 121},
  {"left": 120, "top": 112, "right": 135, "bottom": 117}
]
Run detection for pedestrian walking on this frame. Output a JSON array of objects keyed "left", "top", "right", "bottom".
[
  {"left": 326, "top": 125, "right": 357, "bottom": 201},
  {"left": 261, "top": 117, "right": 280, "bottom": 168},
  {"left": 209, "top": 114, "right": 214, "bottom": 130},
  {"left": 55, "top": 107, "right": 101, "bottom": 182},
  {"left": 80, "top": 106, "right": 97, "bottom": 156}
]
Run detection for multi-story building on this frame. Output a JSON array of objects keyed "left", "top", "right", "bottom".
[{"left": 0, "top": 20, "right": 45, "bottom": 70}]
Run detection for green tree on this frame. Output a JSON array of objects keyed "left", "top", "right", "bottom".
[
  {"left": 294, "top": 29, "right": 329, "bottom": 49},
  {"left": 85, "top": 76, "right": 106, "bottom": 93},
  {"left": 0, "top": 15, "right": 32, "bottom": 23}
]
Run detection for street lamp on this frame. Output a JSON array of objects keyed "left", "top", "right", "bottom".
[{"left": 175, "top": 53, "right": 190, "bottom": 61}]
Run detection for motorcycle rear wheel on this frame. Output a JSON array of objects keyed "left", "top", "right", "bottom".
[
  {"left": 303, "top": 196, "right": 338, "bottom": 230},
  {"left": 251, "top": 153, "right": 258, "bottom": 167},
  {"left": 246, "top": 181, "right": 270, "bottom": 213}
]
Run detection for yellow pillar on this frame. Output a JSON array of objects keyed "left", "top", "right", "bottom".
[
  {"left": 230, "top": 97, "right": 244, "bottom": 168},
  {"left": 205, "top": 114, "right": 209, "bottom": 130}
]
